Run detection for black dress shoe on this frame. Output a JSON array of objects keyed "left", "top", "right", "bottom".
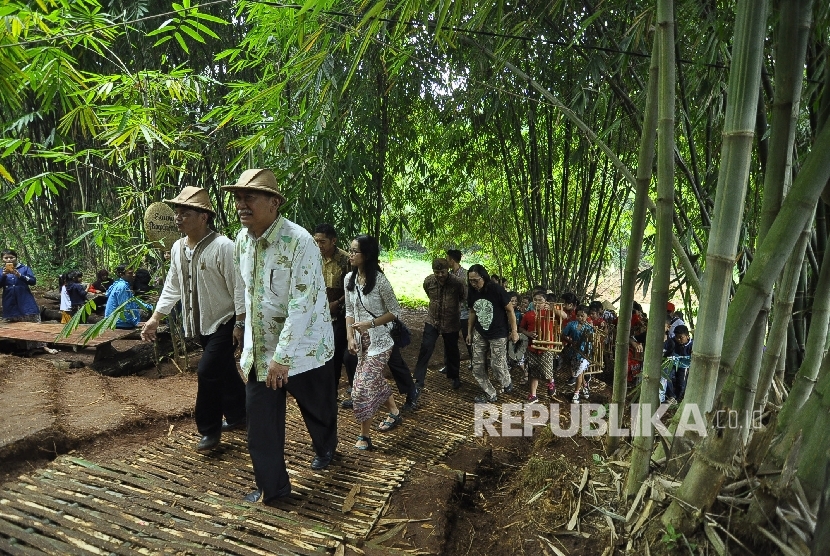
[
  {"left": 221, "top": 418, "right": 246, "bottom": 432},
  {"left": 244, "top": 489, "right": 264, "bottom": 503},
  {"left": 452, "top": 378, "right": 461, "bottom": 390},
  {"left": 311, "top": 450, "right": 335, "bottom": 471},
  {"left": 408, "top": 386, "right": 421, "bottom": 407},
  {"left": 244, "top": 485, "right": 291, "bottom": 505},
  {"left": 195, "top": 433, "right": 221, "bottom": 451}
]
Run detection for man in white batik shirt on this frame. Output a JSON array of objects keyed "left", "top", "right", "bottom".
[{"left": 223, "top": 168, "right": 337, "bottom": 507}]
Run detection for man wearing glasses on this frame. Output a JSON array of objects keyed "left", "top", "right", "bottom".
[
  {"left": 141, "top": 186, "right": 247, "bottom": 452},
  {"left": 224, "top": 169, "right": 337, "bottom": 507}
]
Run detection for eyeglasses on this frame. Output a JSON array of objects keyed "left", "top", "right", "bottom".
[
  {"left": 233, "top": 193, "right": 265, "bottom": 205},
  {"left": 348, "top": 249, "right": 362, "bottom": 255},
  {"left": 468, "top": 277, "right": 483, "bottom": 284}
]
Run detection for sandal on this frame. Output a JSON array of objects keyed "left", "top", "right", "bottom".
[
  {"left": 355, "top": 435, "right": 373, "bottom": 451},
  {"left": 377, "top": 412, "right": 402, "bottom": 432}
]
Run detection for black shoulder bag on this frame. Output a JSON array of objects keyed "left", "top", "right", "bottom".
[{"left": 355, "top": 284, "right": 412, "bottom": 348}]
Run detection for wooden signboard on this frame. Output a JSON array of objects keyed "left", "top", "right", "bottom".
[{"left": 144, "top": 202, "right": 180, "bottom": 249}]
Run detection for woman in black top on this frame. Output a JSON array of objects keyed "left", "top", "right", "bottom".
[{"left": 466, "top": 264, "right": 519, "bottom": 403}]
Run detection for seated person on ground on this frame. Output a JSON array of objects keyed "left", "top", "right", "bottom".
[{"left": 105, "top": 264, "right": 153, "bottom": 329}]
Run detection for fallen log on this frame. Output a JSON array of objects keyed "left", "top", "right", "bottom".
[
  {"left": 41, "top": 307, "right": 103, "bottom": 324},
  {"left": 90, "top": 334, "right": 178, "bottom": 377}
]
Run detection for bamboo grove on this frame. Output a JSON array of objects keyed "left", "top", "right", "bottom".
[{"left": 2, "top": 0, "right": 830, "bottom": 550}]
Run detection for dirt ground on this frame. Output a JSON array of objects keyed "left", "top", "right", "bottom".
[{"left": 1, "top": 291, "right": 621, "bottom": 555}]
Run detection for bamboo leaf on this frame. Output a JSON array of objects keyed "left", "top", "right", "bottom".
[
  {"left": 174, "top": 31, "right": 188, "bottom": 53},
  {"left": 0, "top": 164, "right": 12, "bottom": 183},
  {"left": 191, "top": 11, "right": 227, "bottom": 24},
  {"left": 179, "top": 24, "right": 205, "bottom": 44}
]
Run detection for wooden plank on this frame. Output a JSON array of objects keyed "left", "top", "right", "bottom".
[{"left": 0, "top": 322, "right": 136, "bottom": 348}]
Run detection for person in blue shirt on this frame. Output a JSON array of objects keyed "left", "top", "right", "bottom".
[
  {"left": 1, "top": 249, "right": 59, "bottom": 354},
  {"left": 663, "top": 324, "right": 693, "bottom": 403},
  {"left": 105, "top": 264, "right": 152, "bottom": 329}
]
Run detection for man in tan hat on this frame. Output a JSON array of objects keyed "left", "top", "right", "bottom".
[
  {"left": 141, "top": 186, "right": 247, "bottom": 452},
  {"left": 223, "top": 169, "right": 337, "bottom": 506}
]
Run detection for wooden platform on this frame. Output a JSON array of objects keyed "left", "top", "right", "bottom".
[{"left": 0, "top": 322, "right": 136, "bottom": 349}]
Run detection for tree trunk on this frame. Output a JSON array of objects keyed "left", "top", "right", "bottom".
[
  {"left": 737, "top": 0, "right": 813, "bottom": 415},
  {"left": 777, "top": 235, "right": 830, "bottom": 427},
  {"left": 712, "top": 119, "right": 830, "bottom": 405},
  {"left": 661, "top": 0, "right": 771, "bottom": 532},
  {"left": 89, "top": 336, "right": 174, "bottom": 377},
  {"left": 755, "top": 220, "right": 811, "bottom": 410},
  {"left": 681, "top": 0, "right": 770, "bottom": 416},
  {"left": 607, "top": 39, "right": 659, "bottom": 455},
  {"left": 625, "top": 0, "right": 675, "bottom": 498},
  {"left": 811, "top": 449, "right": 830, "bottom": 556}
]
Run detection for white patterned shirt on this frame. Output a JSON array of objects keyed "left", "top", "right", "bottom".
[
  {"left": 234, "top": 215, "right": 334, "bottom": 379},
  {"left": 344, "top": 271, "right": 401, "bottom": 356}
]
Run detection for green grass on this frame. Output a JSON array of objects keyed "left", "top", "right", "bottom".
[{"left": 380, "top": 256, "right": 432, "bottom": 309}]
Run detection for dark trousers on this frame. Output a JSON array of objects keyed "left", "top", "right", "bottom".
[
  {"left": 673, "top": 367, "right": 689, "bottom": 401},
  {"left": 331, "top": 316, "right": 358, "bottom": 391},
  {"left": 447, "top": 318, "right": 472, "bottom": 365},
  {"left": 388, "top": 345, "right": 417, "bottom": 397},
  {"left": 246, "top": 363, "right": 337, "bottom": 502},
  {"left": 195, "top": 319, "right": 246, "bottom": 436},
  {"left": 415, "top": 323, "right": 460, "bottom": 385}
]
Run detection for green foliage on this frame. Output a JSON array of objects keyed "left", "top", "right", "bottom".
[
  {"left": 397, "top": 295, "right": 428, "bottom": 310},
  {"left": 661, "top": 524, "right": 682, "bottom": 549},
  {"left": 56, "top": 295, "right": 139, "bottom": 346},
  {"left": 146, "top": 0, "right": 226, "bottom": 54},
  {"left": 661, "top": 524, "right": 697, "bottom": 553}
]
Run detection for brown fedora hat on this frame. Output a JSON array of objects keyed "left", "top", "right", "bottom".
[
  {"left": 164, "top": 186, "right": 215, "bottom": 215},
  {"left": 221, "top": 168, "right": 287, "bottom": 203}
]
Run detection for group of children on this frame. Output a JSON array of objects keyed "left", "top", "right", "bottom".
[
  {"left": 500, "top": 286, "right": 693, "bottom": 405},
  {"left": 58, "top": 269, "right": 114, "bottom": 323},
  {"left": 57, "top": 266, "right": 158, "bottom": 329},
  {"left": 503, "top": 288, "right": 614, "bottom": 403}
]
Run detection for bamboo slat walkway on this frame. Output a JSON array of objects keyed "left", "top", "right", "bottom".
[{"left": 0, "top": 374, "right": 506, "bottom": 555}]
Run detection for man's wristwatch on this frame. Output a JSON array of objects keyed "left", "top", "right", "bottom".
[
  {"left": 370, "top": 319, "right": 376, "bottom": 328},
  {"left": 234, "top": 321, "right": 245, "bottom": 329}
]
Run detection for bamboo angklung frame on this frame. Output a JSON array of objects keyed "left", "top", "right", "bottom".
[
  {"left": 584, "top": 327, "right": 606, "bottom": 375},
  {"left": 532, "top": 302, "right": 563, "bottom": 352}
]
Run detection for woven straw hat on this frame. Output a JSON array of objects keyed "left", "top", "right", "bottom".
[
  {"left": 602, "top": 300, "right": 617, "bottom": 312},
  {"left": 221, "top": 168, "right": 286, "bottom": 203},
  {"left": 164, "top": 186, "right": 215, "bottom": 215}
]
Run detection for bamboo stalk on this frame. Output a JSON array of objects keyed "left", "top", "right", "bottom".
[
  {"left": 754, "top": 219, "right": 811, "bottom": 411},
  {"left": 713, "top": 120, "right": 830, "bottom": 404},
  {"left": 778, "top": 235, "right": 830, "bottom": 427},
  {"left": 662, "top": 0, "right": 771, "bottom": 533},
  {"left": 625, "top": 0, "right": 675, "bottom": 498},
  {"left": 730, "top": 0, "right": 814, "bottom": 415},
  {"left": 607, "top": 38, "right": 659, "bottom": 455}
]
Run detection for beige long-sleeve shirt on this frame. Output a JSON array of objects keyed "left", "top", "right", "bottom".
[{"left": 155, "top": 234, "right": 245, "bottom": 337}]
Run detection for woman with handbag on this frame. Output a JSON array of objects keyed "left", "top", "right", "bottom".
[{"left": 344, "top": 235, "right": 403, "bottom": 451}]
